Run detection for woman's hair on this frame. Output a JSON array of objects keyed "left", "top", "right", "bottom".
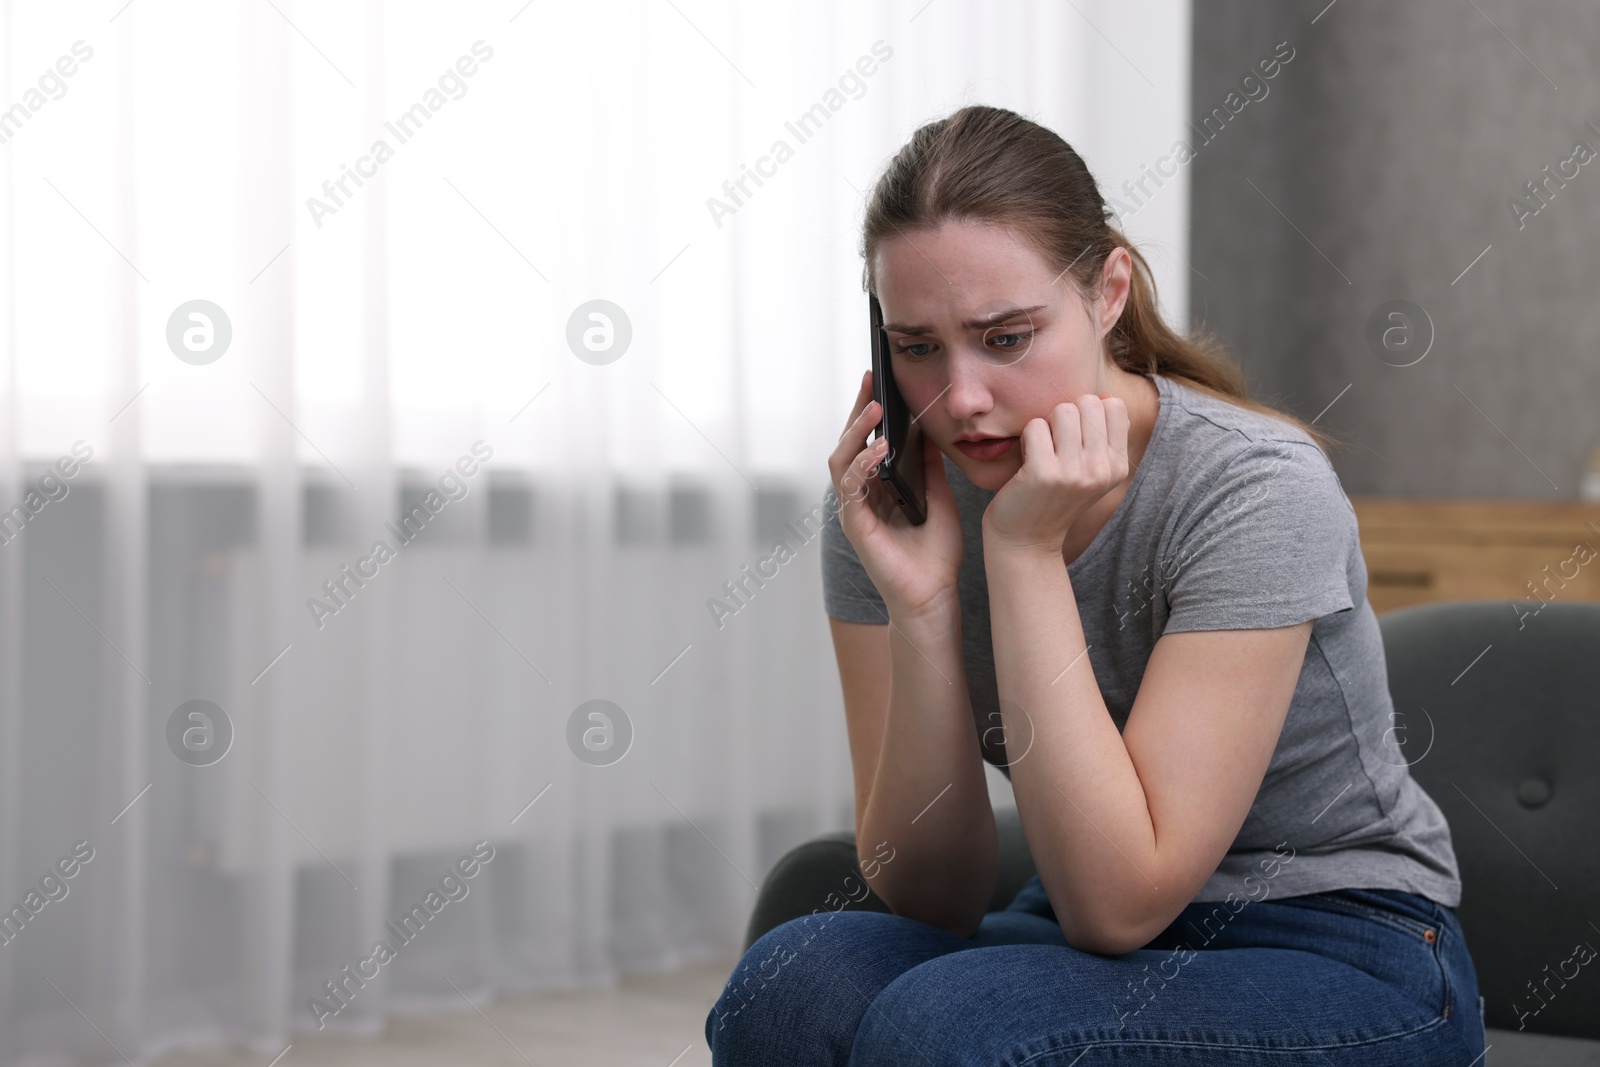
[{"left": 860, "top": 104, "right": 1338, "bottom": 456}]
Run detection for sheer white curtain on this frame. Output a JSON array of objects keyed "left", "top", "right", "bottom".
[{"left": 0, "top": 0, "right": 1190, "bottom": 1059}]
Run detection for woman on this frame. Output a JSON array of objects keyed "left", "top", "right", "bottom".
[{"left": 706, "top": 105, "right": 1484, "bottom": 1065}]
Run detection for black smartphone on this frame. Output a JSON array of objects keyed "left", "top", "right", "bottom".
[{"left": 868, "top": 291, "right": 927, "bottom": 525}]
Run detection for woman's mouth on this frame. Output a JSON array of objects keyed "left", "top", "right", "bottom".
[{"left": 954, "top": 436, "right": 1017, "bottom": 460}]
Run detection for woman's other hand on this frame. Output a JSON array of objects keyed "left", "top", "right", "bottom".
[{"left": 981, "top": 392, "right": 1131, "bottom": 555}]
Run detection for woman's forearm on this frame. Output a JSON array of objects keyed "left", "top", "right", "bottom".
[
  {"left": 857, "top": 600, "right": 998, "bottom": 937},
  {"left": 983, "top": 542, "right": 1160, "bottom": 953}
]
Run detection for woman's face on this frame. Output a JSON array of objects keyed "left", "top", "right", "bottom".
[{"left": 873, "top": 218, "right": 1129, "bottom": 492}]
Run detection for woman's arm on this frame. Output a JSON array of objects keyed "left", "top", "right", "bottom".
[
  {"left": 984, "top": 541, "right": 1312, "bottom": 955},
  {"left": 824, "top": 371, "right": 990, "bottom": 933},
  {"left": 846, "top": 593, "right": 999, "bottom": 938}
]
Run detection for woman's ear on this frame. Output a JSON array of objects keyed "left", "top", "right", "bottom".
[{"left": 1095, "top": 247, "right": 1133, "bottom": 340}]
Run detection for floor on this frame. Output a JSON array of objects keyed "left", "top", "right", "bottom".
[{"left": 151, "top": 954, "right": 740, "bottom": 1067}]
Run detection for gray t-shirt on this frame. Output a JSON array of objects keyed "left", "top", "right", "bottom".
[{"left": 820, "top": 371, "right": 1462, "bottom": 907}]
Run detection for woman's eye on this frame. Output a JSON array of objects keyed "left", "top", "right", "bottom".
[
  {"left": 894, "top": 343, "right": 934, "bottom": 361},
  {"left": 990, "top": 330, "right": 1032, "bottom": 350}
]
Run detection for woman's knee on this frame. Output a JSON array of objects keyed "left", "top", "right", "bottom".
[
  {"left": 708, "top": 913, "right": 833, "bottom": 1037},
  {"left": 706, "top": 909, "right": 965, "bottom": 1064},
  {"left": 848, "top": 945, "right": 1102, "bottom": 1066}
]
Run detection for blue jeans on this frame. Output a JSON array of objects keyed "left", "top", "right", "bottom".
[{"left": 706, "top": 874, "right": 1486, "bottom": 1065}]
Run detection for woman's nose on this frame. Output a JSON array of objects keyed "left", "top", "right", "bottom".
[{"left": 943, "top": 356, "right": 993, "bottom": 421}]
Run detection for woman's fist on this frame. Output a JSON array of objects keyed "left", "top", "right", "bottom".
[{"left": 981, "top": 392, "right": 1130, "bottom": 555}]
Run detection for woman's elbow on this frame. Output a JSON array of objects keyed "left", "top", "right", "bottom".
[
  {"left": 881, "top": 895, "right": 987, "bottom": 940},
  {"left": 1057, "top": 909, "right": 1149, "bottom": 956}
]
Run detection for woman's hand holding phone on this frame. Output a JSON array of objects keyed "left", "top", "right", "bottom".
[{"left": 828, "top": 369, "right": 964, "bottom": 624}]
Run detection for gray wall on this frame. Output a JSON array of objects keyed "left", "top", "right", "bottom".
[{"left": 1190, "top": 0, "right": 1600, "bottom": 499}]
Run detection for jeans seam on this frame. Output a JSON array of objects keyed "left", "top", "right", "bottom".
[
  {"left": 1433, "top": 916, "right": 1455, "bottom": 1020},
  {"left": 1011, "top": 1013, "right": 1457, "bottom": 1065}
]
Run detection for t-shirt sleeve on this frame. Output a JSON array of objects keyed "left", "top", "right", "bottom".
[
  {"left": 1162, "top": 440, "right": 1357, "bottom": 634},
  {"left": 820, "top": 482, "right": 891, "bottom": 624}
]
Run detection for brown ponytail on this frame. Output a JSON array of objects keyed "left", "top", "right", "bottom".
[{"left": 860, "top": 104, "right": 1339, "bottom": 457}]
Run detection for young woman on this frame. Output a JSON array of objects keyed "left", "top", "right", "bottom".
[{"left": 706, "top": 105, "right": 1485, "bottom": 1065}]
